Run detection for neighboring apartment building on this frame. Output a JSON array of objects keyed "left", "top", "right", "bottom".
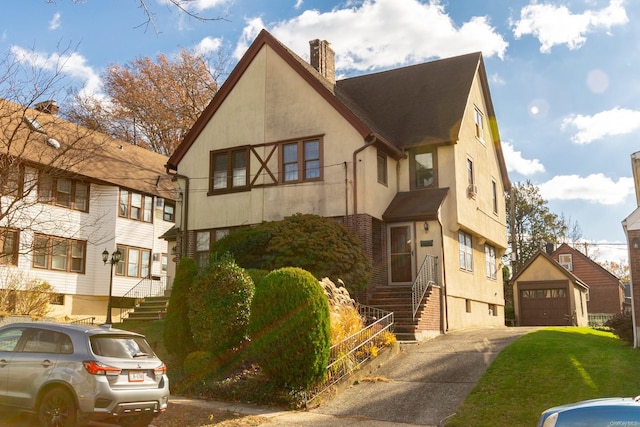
[
  {"left": 0, "top": 99, "right": 176, "bottom": 322},
  {"left": 166, "top": 30, "right": 511, "bottom": 338},
  {"left": 623, "top": 150, "right": 640, "bottom": 347},
  {"left": 551, "top": 243, "right": 625, "bottom": 321}
]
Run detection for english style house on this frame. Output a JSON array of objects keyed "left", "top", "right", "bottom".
[
  {"left": 166, "top": 30, "right": 511, "bottom": 339},
  {"left": 0, "top": 99, "right": 175, "bottom": 322}
]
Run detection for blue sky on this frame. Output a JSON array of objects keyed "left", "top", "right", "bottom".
[{"left": 1, "top": 0, "right": 637, "bottom": 264}]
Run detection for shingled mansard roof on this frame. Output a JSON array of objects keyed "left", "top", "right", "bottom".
[
  {"left": 0, "top": 98, "right": 175, "bottom": 199},
  {"left": 167, "top": 29, "right": 510, "bottom": 191}
]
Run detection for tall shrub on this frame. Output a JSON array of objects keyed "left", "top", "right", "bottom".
[
  {"left": 248, "top": 267, "right": 331, "bottom": 390},
  {"left": 605, "top": 312, "right": 633, "bottom": 345},
  {"left": 163, "top": 257, "right": 198, "bottom": 362},
  {"left": 210, "top": 214, "right": 371, "bottom": 294},
  {"left": 188, "top": 254, "right": 254, "bottom": 359}
]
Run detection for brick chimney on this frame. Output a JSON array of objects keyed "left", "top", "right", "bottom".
[
  {"left": 34, "top": 100, "right": 59, "bottom": 115},
  {"left": 309, "top": 39, "right": 335, "bottom": 84}
]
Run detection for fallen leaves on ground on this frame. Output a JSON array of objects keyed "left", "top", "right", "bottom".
[{"left": 152, "top": 402, "right": 270, "bottom": 427}]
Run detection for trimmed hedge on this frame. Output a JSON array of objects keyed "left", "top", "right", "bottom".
[
  {"left": 163, "top": 257, "right": 198, "bottom": 361},
  {"left": 248, "top": 267, "right": 331, "bottom": 390},
  {"left": 188, "top": 255, "right": 254, "bottom": 359},
  {"left": 210, "top": 213, "right": 371, "bottom": 294}
]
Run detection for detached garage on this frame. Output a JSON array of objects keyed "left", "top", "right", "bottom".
[{"left": 512, "top": 250, "right": 589, "bottom": 326}]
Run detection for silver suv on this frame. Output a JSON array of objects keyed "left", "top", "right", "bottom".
[{"left": 0, "top": 322, "right": 169, "bottom": 427}]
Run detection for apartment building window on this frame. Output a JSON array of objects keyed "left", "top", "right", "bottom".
[
  {"left": 282, "top": 138, "right": 322, "bottom": 183},
  {"left": 474, "top": 107, "right": 484, "bottom": 140},
  {"left": 119, "top": 189, "right": 152, "bottom": 222},
  {"left": 559, "top": 254, "right": 573, "bottom": 271},
  {"left": 377, "top": 151, "right": 387, "bottom": 185},
  {"left": 33, "top": 234, "right": 86, "bottom": 273},
  {"left": 458, "top": 231, "right": 473, "bottom": 272},
  {"left": 485, "top": 244, "right": 497, "bottom": 280},
  {"left": 492, "top": 180, "right": 498, "bottom": 214},
  {"left": 115, "top": 246, "right": 151, "bottom": 278},
  {"left": 467, "top": 159, "right": 474, "bottom": 186},
  {"left": 210, "top": 147, "right": 249, "bottom": 192},
  {"left": 163, "top": 201, "right": 175, "bottom": 222},
  {"left": 0, "top": 228, "right": 19, "bottom": 266},
  {"left": 38, "top": 174, "right": 89, "bottom": 212},
  {"left": 411, "top": 147, "right": 437, "bottom": 189},
  {"left": 1, "top": 165, "right": 23, "bottom": 197}
]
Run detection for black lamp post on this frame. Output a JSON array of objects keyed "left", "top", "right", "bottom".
[{"left": 102, "top": 248, "right": 122, "bottom": 324}]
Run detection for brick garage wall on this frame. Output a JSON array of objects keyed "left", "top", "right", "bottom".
[{"left": 629, "top": 229, "right": 640, "bottom": 331}]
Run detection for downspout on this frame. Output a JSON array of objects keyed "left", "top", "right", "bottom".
[
  {"left": 344, "top": 161, "right": 349, "bottom": 217},
  {"left": 438, "top": 215, "right": 449, "bottom": 333},
  {"left": 623, "top": 222, "right": 638, "bottom": 348},
  {"left": 167, "top": 170, "right": 189, "bottom": 261},
  {"left": 352, "top": 135, "right": 377, "bottom": 218}
]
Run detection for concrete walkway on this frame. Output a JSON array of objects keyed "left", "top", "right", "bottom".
[{"left": 170, "top": 327, "right": 537, "bottom": 426}]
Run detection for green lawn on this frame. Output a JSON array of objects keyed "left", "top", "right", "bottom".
[{"left": 446, "top": 327, "right": 640, "bottom": 426}]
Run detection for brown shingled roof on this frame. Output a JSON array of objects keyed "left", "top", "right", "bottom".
[
  {"left": 336, "top": 53, "right": 481, "bottom": 149},
  {"left": 1, "top": 99, "right": 175, "bottom": 199},
  {"left": 382, "top": 188, "right": 449, "bottom": 222}
]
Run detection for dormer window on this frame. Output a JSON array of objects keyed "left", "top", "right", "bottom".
[
  {"left": 474, "top": 107, "right": 484, "bottom": 140},
  {"left": 23, "top": 116, "right": 47, "bottom": 134},
  {"left": 559, "top": 254, "right": 573, "bottom": 271}
]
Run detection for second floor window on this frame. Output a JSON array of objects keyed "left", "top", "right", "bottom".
[
  {"left": 377, "top": 151, "right": 388, "bottom": 185},
  {"left": 1, "top": 165, "right": 23, "bottom": 197},
  {"left": 411, "top": 148, "right": 436, "bottom": 189},
  {"left": 282, "top": 138, "right": 322, "bottom": 183},
  {"left": 559, "top": 254, "right": 573, "bottom": 271},
  {"left": 210, "top": 148, "right": 249, "bottom": 193},
  {"left": 119, "top": 189, "right": 152, "bottom": 222},
  {"left": 163, "top": 201, "right": 175, "bottom": 222},
  {"left": 0, "top": 228, "right": 19, "bottom": 266},
  {"left": 474, "top": 107, "right": 484, "bottom": 140},
  {"left": 33, "top": 234, "right": 86, "bottom": 273},
  {"left": 492, "top": 180, "right": 498, "bottom": 214},
  {"left": 38, "top": 174, "right": 89, "bottom": 212},
  {"left": 116, "top": 246, "right": 151, "bottom": 278}
]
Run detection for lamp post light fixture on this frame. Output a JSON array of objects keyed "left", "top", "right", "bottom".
[{"left": 102, "top": 248, "right": 122, "bottom": 324}]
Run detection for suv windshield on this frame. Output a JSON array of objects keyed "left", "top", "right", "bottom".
[{"left": 90, "top": 335, "right": 155, "bottom": 359}]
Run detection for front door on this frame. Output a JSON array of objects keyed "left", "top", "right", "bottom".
[{"left": 388, "top": 223, "right": 415, "bottom": 285}]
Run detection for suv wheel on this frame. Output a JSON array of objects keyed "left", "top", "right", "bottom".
[{"left": 38, "top": 388, "right": 77, "bottom": 427}]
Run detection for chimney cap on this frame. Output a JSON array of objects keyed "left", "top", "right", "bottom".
[{"left": 34, "top": 100, "right": 59, "bottom": 115}]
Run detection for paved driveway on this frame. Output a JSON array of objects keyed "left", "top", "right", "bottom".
[{"left": 294, "top": 327, "right": 536, "bottom": 426}]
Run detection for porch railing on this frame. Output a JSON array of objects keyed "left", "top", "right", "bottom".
[
  {"left": 412, "top": 255, "right": 438, "bottom": 319},
  {"left": 117, "top": 275, "right": 167, "bottom": 321},
  {"left": 305, "top": 305, "right": 394, "bottom": 404}
]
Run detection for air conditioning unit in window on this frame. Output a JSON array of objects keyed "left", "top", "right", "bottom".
[{"left": 467, "top": 184, "right": 478, "bottom": 198}]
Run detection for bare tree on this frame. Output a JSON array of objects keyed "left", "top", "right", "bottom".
[
  {"left": 0, "top": 47, "right": 110, "bottom": 258},
  {"left": 46, "top": 1, "right": 228, "bottom": 34},
  {"left": 64, "top": 49, "right": 226, "bottom": 156}
]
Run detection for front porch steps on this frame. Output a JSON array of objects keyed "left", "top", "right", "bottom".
[
  {"left": 122, "top": 296, "right": 170, "bottom": 322},
  {"left": 367, "top": 285, "right": 434, "bottom": 341}
]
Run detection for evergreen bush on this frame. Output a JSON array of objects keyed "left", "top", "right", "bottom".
[
  {"left": 188, "top": 254, "right": 254, "bottom": 361},
  {"left": 210, "top": 214, "right": 371, "bottom": 294},
  {"left": 605, "top": 311, "right": 634, "bottom": 345},
  {"left": 248, "top": 267, "right": 331, "bottom": 390},
  {"left": 163, "top": 257, "right": 198, "bottom": 362}
]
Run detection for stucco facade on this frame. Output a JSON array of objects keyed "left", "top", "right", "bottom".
[{"left": 167, "top": 30, "right": 511, "bottom": 335}]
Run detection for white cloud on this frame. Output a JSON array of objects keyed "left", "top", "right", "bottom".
[
  {"left": 194, "top": 36, "right": 222, "bottom": 56},
  {"left": 502, "top": 142, "right": 545, "bottom": 176},
  {"left": 294, "top": 0, "right": 303, "bottom": 10},
  {"left": 538, "top": 173, "right": 634, "bottom": 205},
  {"left": 512, "top": 0, "right": 628, "bottom": 53},
  {"left": 10, "top": 46, "right": 102, "bottom": 97},
  {"left": 159, "top": 0, "right": 228, "bottom": 12},
  {"left": 49, "top": 12, "right": 61, "bottom": 31},
  {"left": 237, "top": 0, "right": 509, "bottom": 70},
  {"left": 561, "top": 107, "right": 640, "bottom": 144}
]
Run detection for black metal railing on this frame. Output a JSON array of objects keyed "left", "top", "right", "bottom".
[
  {"left": 69, "top": 317, "right": 95, "bottom": 325},
  {"left": 305, "top": 305, "right": 394, "bottom": 404},
  {"left": 118, "top": 275, "right": 167, "bottom": 321},
  {"left": 412, "top": 255, "right": 438, "bottom": 319}
]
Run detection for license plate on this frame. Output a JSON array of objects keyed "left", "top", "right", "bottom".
[{"left": 128, "top": 371, "right": 144, "bottom": 382}]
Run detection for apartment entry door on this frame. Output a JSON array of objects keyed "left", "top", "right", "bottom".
[{"left": 388, "top": 223, "right": 415, "bottom": 285}]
